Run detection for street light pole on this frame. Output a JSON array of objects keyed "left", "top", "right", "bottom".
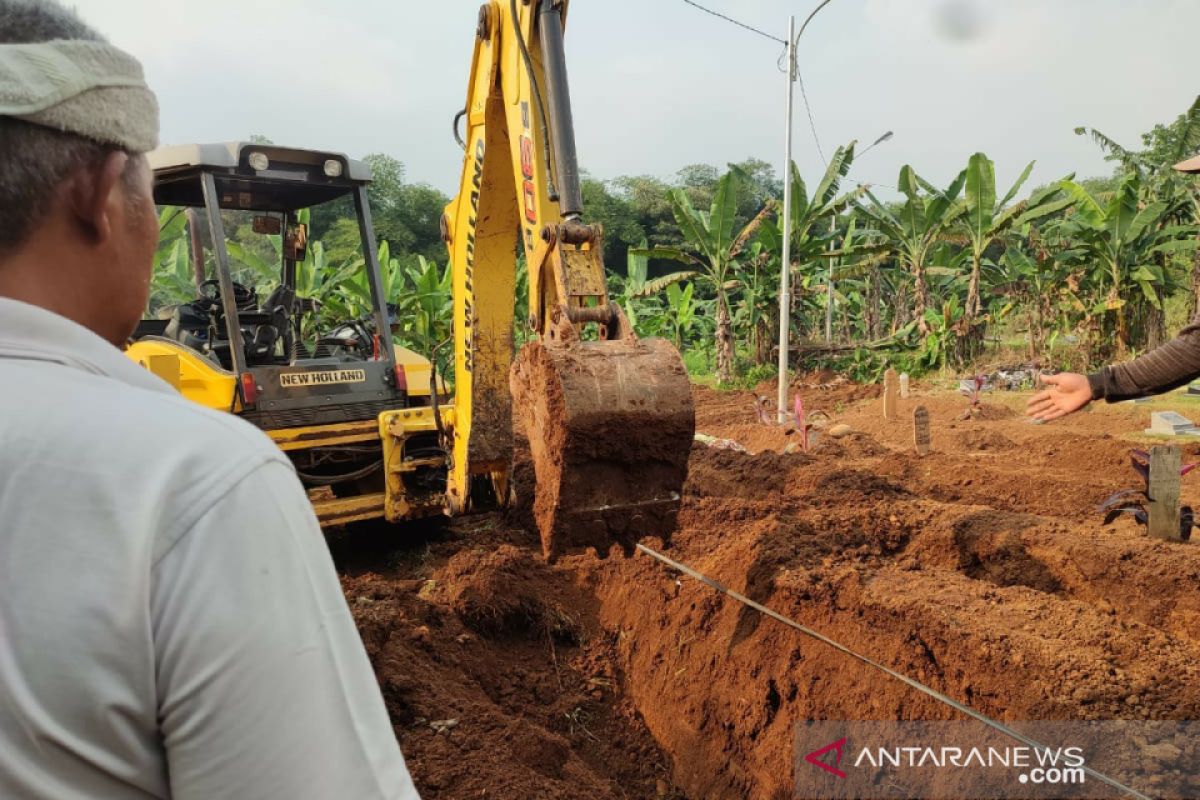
[{"left": 776, "top": 15, "right": 796, "bottom": 423}]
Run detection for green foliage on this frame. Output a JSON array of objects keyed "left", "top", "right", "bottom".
[
  {"left": 147, "top": 103, "right": 1200, "bottom": 386},
  {"left": 147, "top": 208, "right": 195, "bottom": 312}
]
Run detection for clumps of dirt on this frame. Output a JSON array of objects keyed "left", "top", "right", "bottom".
[
  {"left": 685, "top": 442, "right": 807, "bottom": 500},
  {"left": 815, "top": 467, "right": 909, "bottom": 498},
  {"left": 584, "top": 379, "right": 1200, "bottom": 798},
  {"left": 337, "top": 376, "right": 1200, "bottom": 800},
  {"left": 432, "top": 545, "right": 581, "bottom": 641},
  {"left": 955, "top": 428, "right": 1017, "bottom": 451},
  {"left": 812, "top": 430, "right": 888, "bottom": 458},
  {"left": 341, "top": 536, "right": 682, "bottom": 800},
  {"left": 952, "top": 512, "right": 1064, "bottom": 595},
  {"left": 695, "top": 422, "right": 802, "bottom": 455},
  {"left": 510, "top": 338, "right": 694, "bottom": 559},
  {"left": 966, "top": 403, "right": 1017, "bottom": 421}
]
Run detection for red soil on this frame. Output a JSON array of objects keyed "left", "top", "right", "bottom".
[{"left": 337, "top": 380, "right": 1200, "bottom": 799}]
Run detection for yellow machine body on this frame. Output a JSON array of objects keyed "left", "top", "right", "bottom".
[
  {"left": 126, "top": 336, "right": 451, "bottom": 526},
  {"left": 442, "top": 0, "right": 695, "bottom": 558},
  {"left": 127, "top": 2, "right": 694, "bottom": 555}
]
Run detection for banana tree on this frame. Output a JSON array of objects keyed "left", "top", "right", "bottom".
[
  {"left": 1077, "top": 96, "right": 1200, "bottom": 316},
  {"left": 633, "top": 169, "right": 768, "bottom": 383},
  {"left": 958, "top": 153, "right": 1072, "bottom": 358},
  {"left": 611, "top": 239, "right": 692, "bottom": 335},
  {"left": 401, "top": 255, "right": 453, "bottom": 356},
  {"left": 992, "top": 243, "right": 1074, "bottom": 361},
  {"left": 661, "top": 282, "right": 711, "bottom": 351},
  {"left": 781, "top": 143, "right": 873, "bottom": 338},
  {"left": 1056, "top": 175, "right": 1197, "bottom": 354},
  {"left": 148, "top": 207, "right": 197, "bottom": 310},
  {"left": 857, "top": 166, "right": 968, "bottom": 339},
  {"left": 731, "top": 240, "right": 779, "bottom": 365}
]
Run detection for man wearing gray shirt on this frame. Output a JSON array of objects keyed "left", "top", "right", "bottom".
[{"left": 0, "top": 2, "right": 420, "bottom": 797}]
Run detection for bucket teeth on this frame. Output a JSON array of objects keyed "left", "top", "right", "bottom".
[{"left": 511, "top": 338, "right": 694, "bottom": 561}]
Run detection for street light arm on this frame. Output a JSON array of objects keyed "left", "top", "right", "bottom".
[{"left": 796, "top": 0, "right": 837, "bottom": 44}]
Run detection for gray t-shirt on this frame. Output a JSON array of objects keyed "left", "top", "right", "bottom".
[{"left": 0, "top": 298, "right": 420, "bottom": 799}]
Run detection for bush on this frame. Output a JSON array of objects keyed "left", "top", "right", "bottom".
[{"left": 681, "top": 347, "right": 713, "bottom": 377}]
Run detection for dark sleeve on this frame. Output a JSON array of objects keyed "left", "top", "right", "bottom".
[{"left": 1087, "top": 314, "right": 1200, "bottom": 402}]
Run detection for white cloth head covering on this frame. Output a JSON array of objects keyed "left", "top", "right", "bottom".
[{"left": 0, "top": 39, "right": 158, "bottom": 152}]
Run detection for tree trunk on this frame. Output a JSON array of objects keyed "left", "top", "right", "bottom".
[
  {"left": 965, "top": 252, "right": 982, "bottom": 325},
  {"left": 1146, "top": 299, "right": 1165, "bottom": 350},
  {"left": 957, "top": 251, "right": 986, "bottom": 365},
  {"left": 1192, "top": 236, "right": 1200, "bottom": 320},
  {"left": 893, "top": 281, "right": 910, "bottom": 333},
  {"left": 1032, "top": 298, "right": 1047, "bottom": 363},
  {"left": 913, "top": 263, "right": 929, "bottom": 335},
  {"left": 716, "top": 292, "right": 734, "bottom": 384},
  {"left": 755, "top": 317, "right": 772, "bottom": 365},
  {"left": 865, "top": 269, "right": 881, "bottom": 340}
]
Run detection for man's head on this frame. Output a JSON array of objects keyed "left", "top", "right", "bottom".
[{"left": 0, "top": 0, "right": 159, "bottom": 345}]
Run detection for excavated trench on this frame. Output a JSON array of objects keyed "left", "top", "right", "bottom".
[{"left": 337, "top": 382, "right": 1200, "bottom": 799}]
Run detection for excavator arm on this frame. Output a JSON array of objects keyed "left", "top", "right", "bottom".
[{"left": 442, "top": 0, "right": 695, "bottom": 559}]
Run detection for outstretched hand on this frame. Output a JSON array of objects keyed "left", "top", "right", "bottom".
[{"left": 1026, "top": 372, "right": 1093, "bottom": 422}]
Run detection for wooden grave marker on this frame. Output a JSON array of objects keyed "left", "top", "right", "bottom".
[
  {"left": 1147, "top": 445, "right": 1183, "bottom": 542},
  {"left": 913, "top": 406, "right": 931, "bottom": 456},
  {"left": 883, "top": 368, "right": 899, "bottom": 420}
]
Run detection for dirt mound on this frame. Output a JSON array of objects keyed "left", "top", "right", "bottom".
[
  {"left": 955, "top": 428, "right": 1017, "bottom": 451},
  {"left": 811, "top": 430, "right": 887, "bottom": 457},
  {"left": 968, "top": 402, "right": 1017, "bottom": 421},
  {"left": 341, "top": 548, "right": 680, "bottom": 800},
  {"left": 589, "top": 381, "right": 1200, "bottom": 798},
  {"left": 685, "top": 442, "right": 808, "bottom": 500},
  {"left": 339, "top": 377, "right": 1200, "bottom": 799},
  {"left": 433, "top": 545, "right": 580, "bottom": 639}
]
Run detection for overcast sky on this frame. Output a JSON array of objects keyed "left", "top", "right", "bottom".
[{"left": 73, "top": 0, "right": 1200, "bottom": 198}]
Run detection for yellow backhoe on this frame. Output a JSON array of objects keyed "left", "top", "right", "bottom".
[{"left": 125, "top": 0, "right": 694, "bottom": 559}]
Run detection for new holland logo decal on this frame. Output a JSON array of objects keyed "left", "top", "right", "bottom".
[{"left": 279, "top": 369, "right": 367, "bottom": 388}]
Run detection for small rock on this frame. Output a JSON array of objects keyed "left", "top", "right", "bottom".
[
  {"left": 1143, "top": 741, "right": 1182, "bottom": 763},
  {"left": 430, "top": 719, "right": 459, "bottom": 735},
  {"left": 828, "top": 424, "right": 853, "bottom": 439}
]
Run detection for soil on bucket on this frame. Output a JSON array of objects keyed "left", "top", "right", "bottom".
[
  {"left": 509, "top": 338, "right": 694, "bottom": 559},
  {"left": 338, "top": 378, "right": 1200, "bottom": 799}
]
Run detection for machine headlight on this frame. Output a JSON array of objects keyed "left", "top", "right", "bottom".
[
  {"left": 323, "top": 159, "right": 344, "bottom": 178},
  {"left": 247, "top": 151, "right": 269, "bottom": 171}
]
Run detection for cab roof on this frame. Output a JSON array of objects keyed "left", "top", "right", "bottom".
[{"left": 149, "top": 142, "right": 373, "bottom": 212}]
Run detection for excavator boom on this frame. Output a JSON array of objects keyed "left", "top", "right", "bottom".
[{"left": 442, "top": 0, "right": 695, "bottom": 559}]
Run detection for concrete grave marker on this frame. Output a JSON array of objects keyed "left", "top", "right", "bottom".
[
  {"left": 1145, "top": 411, "right": 1200, "bottom": 437},
  {"left": 1147, "top": 445, "right": 1183, "bottom": 541},
  {"left": 883, "top": 368, "right": 899, "bottom": 420},
  {"left": 913, "top": 406, "right": 931, "bottom": 456},
  {"left": 899, "top": 373, "right": 911, "bottom": 398}
]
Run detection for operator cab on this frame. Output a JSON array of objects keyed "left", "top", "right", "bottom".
[{"left": 134, "top": 142, "right": 410, "bottom": 429}]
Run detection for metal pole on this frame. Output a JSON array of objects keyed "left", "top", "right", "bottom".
[
  {"left": 777, "top": 15, "right": 796, "bottom": 424},
  {"left": 824, "top": 214, "right": 835, "bottom": 342}
]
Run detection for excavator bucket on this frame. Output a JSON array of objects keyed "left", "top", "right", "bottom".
[{"left": 511, "top": 336, "right": 695, "bottom": 561}]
